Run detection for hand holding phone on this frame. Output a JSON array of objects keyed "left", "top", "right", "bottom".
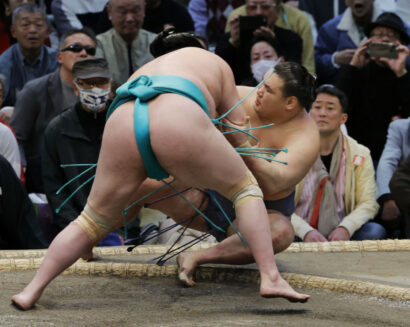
[
  {"left": 367, "top": 42, "right": 398, "bottom": 59},
  {"left": 239, "top": 15, "right": 267, "bottom": 42}
]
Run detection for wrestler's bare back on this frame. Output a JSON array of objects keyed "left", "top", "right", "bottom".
[{"left": 129, "top": 47, "right": 243, "bottom": 123}]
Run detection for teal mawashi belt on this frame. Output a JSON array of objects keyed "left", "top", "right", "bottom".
[{"left": 107, "top": 75, "right": 209, "bottom": 180}]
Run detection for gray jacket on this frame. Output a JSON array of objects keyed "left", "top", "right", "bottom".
[
  {"left": 9, "top": 69, "right": 76, "bottom": 192},
  {"left": 376, "top": 118, "right": 410, "bottom": 199}
]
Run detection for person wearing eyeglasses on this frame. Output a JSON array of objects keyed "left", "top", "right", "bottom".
[
  {"left": 315, "top": 0, "right": 387, "bottom": 85},
  {"left": 9, "top": 27, "right": 97, "bottom": 193},
  {"left": 336, "top": 12, "right": 410, "bottom": 164},
  {"left": 0, "top": 4, "right": 57, "bottom": 107},
  {"left": 96, "top": 0, "right": 157, "bottom": 85}
]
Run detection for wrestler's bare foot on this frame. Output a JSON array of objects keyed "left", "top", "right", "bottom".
[
  {"left": 11, "top": 289, "right": 42, "bottom": 311},
  {"left": 176, "top": 253, "right": 197, "bottom": 287},
  {"left": 260, "top": 274, "right": 310, "bottom": 303}
]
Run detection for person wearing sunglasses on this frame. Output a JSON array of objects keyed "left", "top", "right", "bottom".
[{"left": 9, "top": 27, "right": 97, "bottom": 193}]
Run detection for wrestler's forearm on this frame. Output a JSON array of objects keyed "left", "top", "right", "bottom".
[{"left": 244, "top": 156, "right": 290, "bottom": 195}]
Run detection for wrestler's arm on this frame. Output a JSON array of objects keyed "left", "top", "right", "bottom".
[
  {"left": 213, "top": 63, "right": 252, "bottom": 149},
  {"left": 244, "top": 128, "right": 320, "bottom": 197}
]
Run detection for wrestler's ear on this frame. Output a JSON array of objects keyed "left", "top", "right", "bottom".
[{"left": 285, "top": 96, "right": 298, "bottom": 111}]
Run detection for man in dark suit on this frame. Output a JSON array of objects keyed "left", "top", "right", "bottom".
[{"left": 9, "top": 27, "right": 96, "bottom": 193}]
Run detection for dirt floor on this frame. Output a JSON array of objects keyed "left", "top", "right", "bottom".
[{"left": 1, "top": 250, "right": 410, "bottom": 327}]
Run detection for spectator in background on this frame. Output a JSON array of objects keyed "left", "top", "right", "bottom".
[
  {"left": 0, "top": 123, "right": 21, "bottom": 179},
  {"left": 10, "top": 28, "right": 97, "bottom": 193},
  {"left": 299, "top": 0, "right": 346, "bottom": 30},
  {"left": 0, "top": 155, "right": 46, "bottom": 249},
  {"left": 42, "top": 58, "right": 121, "bottom": 246},
  {"left": 315, "top": 0, "right": 382, "bottom": 84},
  {"left": 96, "top": 0, "right": 156, "bottom": 84},
  {"left": 51, "top": 0, "right": 112, "bottom": 36},
  {"left": 216, "top": 0, "right": 303, "bottom": 83},
  {"left": 0, "top": 0, "right": 37, "bottom": 54},
  {"left": 0, "top": 74, "right": 23, "bottom": 181},
  {"left": 376, "top": 117, "right": 410, "bottom": 238},
  {"left": 0, "top": 74, "right": 14, "bottom": 123},
  {"left": 242, "top": 33, "right": 284, "bottom": 85},
  {"left": 0, "top": 4, "right": 58, "bottom": 107},
  {"left": 225, "top": 0, "right": 315, "bottom": 75},
  {"left": 188, "top": 0, "right": 244, "bottom": 46},
  {"left": 390, "top": 154, "right": 410, "bottom": 238},
  {"left": 292, "top": 85, "right": 385, "bottom": 242},
  {"left": 337, "top": 12, "right": 410, "bottom": 162},
  {"left": 143, "top": 0, "right": 194, "bottom": 34}
]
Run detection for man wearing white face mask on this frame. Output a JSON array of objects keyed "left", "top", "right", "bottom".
[{"left": 41, "top": 58, "right": 121, "bottom": 246}]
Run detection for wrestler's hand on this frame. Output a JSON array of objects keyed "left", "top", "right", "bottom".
[
  {"left": 327, "top": 226, "right": 350, "bottom": 241},
  {"left": 221, "top": 116, "right": 257, "bottom": 148},
  {"left": 304, "top": 230, "right": 327, "bottom": 242}
]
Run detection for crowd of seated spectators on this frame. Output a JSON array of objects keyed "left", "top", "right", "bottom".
[{"left": 0, "top": 0, "right": 409, "bottom": 250}]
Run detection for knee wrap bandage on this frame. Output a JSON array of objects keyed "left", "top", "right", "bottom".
[
  {"left": 224, "top": 170, "right": 263, "bottom": 207},
  {"left": 74, "top": 204, "right": 116, "bottom": 244}
]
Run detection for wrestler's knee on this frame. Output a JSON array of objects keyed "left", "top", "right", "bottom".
[
  {"left": 270, "top": 215, "right": 294, "bottom": 253},
  {"left": 73, "top": 203, "right": 117, "bottom": 246},
  {"left": 222, "top": 170, "right": 263, "bottom": 207}
]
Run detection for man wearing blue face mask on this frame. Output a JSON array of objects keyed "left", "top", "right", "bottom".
[{"left": 41, "top": 57, "right": 122, "bottom": 246}]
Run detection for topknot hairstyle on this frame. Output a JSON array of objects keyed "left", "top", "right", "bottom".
[{"left": 150, "top": 27, "right": 204, "bottom": 58}]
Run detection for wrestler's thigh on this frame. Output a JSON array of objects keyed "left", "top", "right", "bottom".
[
  {"left": 149, "top": 94, "right": 248, "bottom": 194},
  {"left": 87, "top": 102, "right": 146, "bottom": 224}
]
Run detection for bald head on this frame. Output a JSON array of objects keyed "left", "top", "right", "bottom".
[{"left": 107, "top": 0, "right": 145, "bottom": 44}]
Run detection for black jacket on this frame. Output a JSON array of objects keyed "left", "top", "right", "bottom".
[
  {"left": 337, "top": 62, "right": 410, "bottom": 161},
  {"left": 0, "top": 155, "right": 46, "bottom": 249},
  {"left": 42, "top": 102, "right": 106, "bottom": 232}
]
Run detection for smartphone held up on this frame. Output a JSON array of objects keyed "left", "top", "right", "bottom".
[{"left": 367, "top": 42, "right": 398, "bottom": 59}]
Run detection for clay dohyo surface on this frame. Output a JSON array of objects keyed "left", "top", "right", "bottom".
[
  {"left": 1, "top": 271, "right": 410, "bottom": 327},
  {"left": 1, "top": 250, "right": 410, "bottom": 326}
]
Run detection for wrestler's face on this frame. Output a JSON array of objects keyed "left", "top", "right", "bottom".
[
  {"left": 108, "top": 0, "right": 145, "bottom": 42},
  {"left": 310, "top": 93, "right": 347, "bottom": 134},
  {"left": 255, "top": 71, "right": 288, "bottom": 120}
]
